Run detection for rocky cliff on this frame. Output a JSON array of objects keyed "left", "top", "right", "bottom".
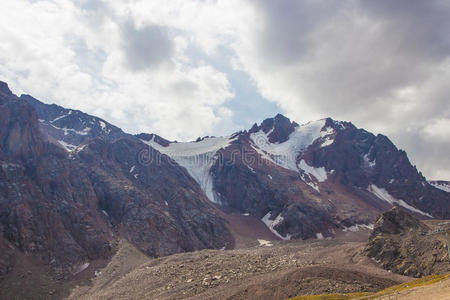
[{"left": 365, "top": 207, "right": 449, "bottom": 277}]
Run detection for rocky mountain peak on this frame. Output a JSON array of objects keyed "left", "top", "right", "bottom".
[
  {"left": 20, "top": 94, "right": 127, "bottom": 152},
  {"left": 0, "top": 81, "right": 13, "bottom": 97},
  {"left": 249, "top": 113, "right": 299, "bottom": 143}
]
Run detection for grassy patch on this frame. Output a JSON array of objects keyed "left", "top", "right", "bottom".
[
  {"left": 288, "top": 273, "right": 450, "bottom": 300},
  {"left": 365, "top": 273, "right": 450, "bottom": 299},
  {"left": 289, "top": 292, "right": 371, "bottom": 300}
]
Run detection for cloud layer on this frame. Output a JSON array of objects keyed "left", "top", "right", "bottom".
[{"left": 0, "top": 0, "right": 449, "bottom": 180}]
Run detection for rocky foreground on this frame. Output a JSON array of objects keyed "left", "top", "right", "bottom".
[
  {"left": 67, "top": 208, "right": 449, "bottom": 300},
  {"left": 65, "top": 229, "right": 410, "bottom": 300}
]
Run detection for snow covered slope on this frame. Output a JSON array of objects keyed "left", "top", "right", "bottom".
[
  {"left": 142, "top": 135, "right": 237, "bottom": 203},
  {"left": 429, "top": 181, "right": 450, "bottom": 193},
  {"left": 367, "top": 184, "right": 433, "bottom": 218},
  {"left": 249, "top": 120, "right": 325, "bottom": 171},
  {"left": 249, "top": 119, "right": 334, "bottom": 191}
]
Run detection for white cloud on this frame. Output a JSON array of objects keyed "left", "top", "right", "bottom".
[
  {"left": 0, "top": 0, "right": 237, "bottom": 140},
  {"left": 423, "top": 119, "right": 450, "bottom": 140},
  {"left": 226, "top": 0, "right": 450, "bottom": 180},
  {"left": 0, "top": 0, "right": 448, "bottom": 179}
]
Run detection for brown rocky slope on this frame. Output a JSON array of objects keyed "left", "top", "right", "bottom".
[{"left": 365, "top": 207, "right": 449, "bottom": 277}]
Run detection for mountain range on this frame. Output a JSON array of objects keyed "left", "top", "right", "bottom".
[{"left": 0, "top": 80, "right": 449, "bottom": 285}]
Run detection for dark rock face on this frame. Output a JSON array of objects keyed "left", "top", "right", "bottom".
[
  {"left": 365, "top": 207, "right": 449, "bottom": 277},
  {"left": 0, "top": 93, "right": 44, "bottom": 160},
  {"left": 0, "top": 83, "right": 232, "bottom": 279},
  {"left": 0, "top": 82, "right": 13, "bottom": 97},
  {"left": 249, "top": 113, "right": 298, "bottom": 143}
]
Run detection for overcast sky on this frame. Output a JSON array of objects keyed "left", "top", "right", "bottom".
[{"left": 0, "top": 0, "right": 449, "bottom": 180}]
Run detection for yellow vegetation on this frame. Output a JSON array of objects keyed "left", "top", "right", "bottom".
[{"left": 288, "top": 273, "right": 450, "bottom": 300}]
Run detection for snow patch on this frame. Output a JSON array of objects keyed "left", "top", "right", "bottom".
[
  {"left": 321, "top": 126, "right": 334, "bottom": 137},
  {"left": 363, "top": 153, "right": 376, "bottom": 168},
  {"left": 242, "top": 213, "right": 250, "bottom": 216},
  {"left": 368, "top": 184, "right": 432, "bottom": 218},
  {"left": 50, "top": 124, "right": 91, "bottom": 136},
  {"left": 316, "top": 233, "right": 324, "bottom": 239},
  {"left": 429, "top": 181, "right": 450, "bottom": 193},
  {"left": 299, "top": 172, "right": 320, "bottom": 192},
  {"left": 142, "top": 135, "right": 236, "bottom": 203},
  {"left": 246, "top": 164, "right": 256, "bottom": 173},
  {"left": 50, "top": 114, "right": 68, "bottom": 123},
  {"left": 129, "top": 165, "right": 136, "bottom": 173},
  {"left": 249, "top": 120, "right": 332, "bottom": 190},
  {"left": 320, "top": 138, "right": 334, "bottom": 148},
  {"left": 262, "top": 212, "right": 292, "bottom": 240},
  {"left": 267, "top": 174, "right": 273, "bottom": 180},
  {"left": 73, "top": 262, "right": 90, "bottom": 275},
  {"left": 298, "top": 160, "right": 327, "bottom": 182},
  {"left": 249, "top": 120, "right": 326, "bottom": 171},
  {"left": 99, "top": 120, "right": 106, "bottom": 130},
  {"left": 320, "top": 127, "right": 335, "bottom": 147},
  {"left": 1, "top": 162, "right": 20, "bottom": 170},
  {"left": 258, "top": 239, "right": 273, "bottom": 247},
  {"left": 250, "top": 144, "right": 277, "bottom": 165},
  {"left": 58, "top": 140, "right": 77, "bottom": 151},
  {"left": 342, "top": 223, "right": 374, "bottom": 232}
]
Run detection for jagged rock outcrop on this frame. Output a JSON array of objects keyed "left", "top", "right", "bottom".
[
  {"left": 365, "top": 207, "right": 449, "bottom": 277},
  {"left": 248, "top": 113, "right": 298, "bottom": 143}
]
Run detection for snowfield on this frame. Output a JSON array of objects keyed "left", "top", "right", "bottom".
[
  {"left": 142, "top": 135, "right": 237, "bottom": 203},
  {"left": 368, "top": 184, "right": 432, "bottom": 218},
  {"left": 249, "top": 120, "right": 326, "bottom": 171},
  {"left": 262, "top": 212, "right": 292, "bottom": 241},
  {"left": 249, "top": 119, "right": 335, "bottom": 191},
  {"left": 429, "top": 181, "right": 450, "bottom": 193},
  {"left": 58, "top": 140, "right": 77, "bottom": 151},
  {"left": 342, "top": 223, "right": 374, "bottom": 232},
  {"left": 298, "top": 160, "right": 327, "bottom": 182}
]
